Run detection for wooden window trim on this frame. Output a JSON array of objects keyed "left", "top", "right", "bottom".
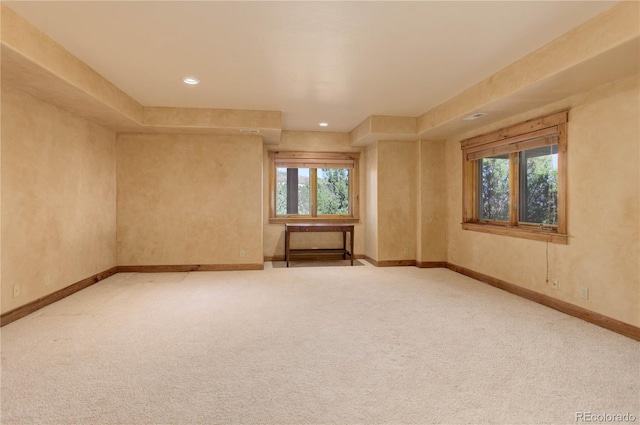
[
  {"left": 461, "top": 110, "right": 568, "bottom": 244},
  {"left": 269, "top": 151, "right": 360, "bottom": 224}
]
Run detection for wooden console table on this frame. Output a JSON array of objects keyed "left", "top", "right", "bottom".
[{"left": 285, "top": 223, "right": 354, "bottom": 267}]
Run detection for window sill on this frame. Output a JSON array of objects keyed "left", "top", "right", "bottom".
[
  {"left": 461, "top": 222, "right": 568, "bottom": 244},
  {"left": 270, "top": 217, "right": 360, "bottom": 225}
]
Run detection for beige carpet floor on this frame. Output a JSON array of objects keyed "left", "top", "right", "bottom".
[{"left": 1, "top": 263, "right": 638, "bottom": 425}]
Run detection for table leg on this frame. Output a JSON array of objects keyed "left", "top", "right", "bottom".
[
  {"left": 350, "top": 229, "right": 354, "bottom": 266},
  {"left": 342, "top": 231, "right": 347, "bottom": 260},
  {"left": 285, "top": 228, "right": 290, "bottom": 268}
]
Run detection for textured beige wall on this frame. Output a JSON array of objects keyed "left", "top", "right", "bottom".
[
  {"left": 377, "top": 141, "right": 417, "bottom": 261},
  {"left": 446, "top": 75, "right": 640, "bottom": 326},
  {"left": 364, "top": 143, "right": 378, "bottom": 260},
  {"left": 368, "top": 139, "right": 445, "bottom": 264},
  {"left": 275, "top": 130, "right": 360, "bottom": 152},
  {"left": 0, "top": 6, "right": 3, "bottom": 307},
  {"left": 1, "top": 83, "right": 117, "bottom": 314},
  {"left": 418, "top": 140, "right": 447, "bottom": 263},
  {"left": 262, "top": 131, "right": 365, "bottom": 259},
  {"left": 117, "top": 133, "right": 263, "bottom": 266}
]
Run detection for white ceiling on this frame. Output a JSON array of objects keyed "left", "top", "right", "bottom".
[{"left": 5, "top": 1, "right": 617, "bottom": 132}]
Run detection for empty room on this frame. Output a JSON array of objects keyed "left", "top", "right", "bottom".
[{"left": 1, "top": 1, "right": 638, "bottom": 424}]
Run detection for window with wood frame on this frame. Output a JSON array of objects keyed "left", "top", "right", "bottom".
[
  {"left": 269, "top": 151, "right": 360, "bottom": 223},
  {"left": 461, "top": 110, "right": 568, "bottom": 244}
]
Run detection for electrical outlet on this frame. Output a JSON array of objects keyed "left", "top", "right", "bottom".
[
  {"left": 44, "top": 275, "right": 52, "bottom": 286},
  {"left": 580, "top": 287, "right": 589, "bottom": 300},
  {"left": 12, "top": 284, "right": 21, "bottom": 298},
  {"left": 403, "top": 247, "right": 409, "bottom": 255},
  {"left": 551, "top": 279, "right": 559, "bottom": 290},
  {"left": 239, "top": 249, "right": 245, "bottom": 258}
]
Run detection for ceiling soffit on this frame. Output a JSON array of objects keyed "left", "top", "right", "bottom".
[{"left": 1, "top": 3, "right": 638, "bottom": 145}]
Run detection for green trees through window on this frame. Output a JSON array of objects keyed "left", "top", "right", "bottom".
[
  {"left": 276, "top": 168, "right": 350, "bottom": 216},
  {"left": 477, "top": 147, "right": 558, "bottom": 225},
  {"left": 520, "top": 146, "right": 558, "bottom": 225},
  {"left": 276, "top": 168, "right": 310, "bottom": 215},
  {"left": 479, "top": 155, "right": 510, "bottom": 221},
  {"left": 317, "top": 169, "right": 350, "bottom": 215}
]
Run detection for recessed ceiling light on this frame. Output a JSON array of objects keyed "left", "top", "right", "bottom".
[
  {"left": 183, "top": 77, "right": 200, "bottom": 85},
  {"left": 319, "top": 122, "right": 329, "bottom": 127},
  {"left": 462, "top": 112, "right": 487, "bottom": 121}
]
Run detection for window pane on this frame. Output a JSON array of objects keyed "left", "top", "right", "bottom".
[
  {"left": 276, "top": 168, "right": 310, "bottom": 215},
  {"left": 317, "top": 168, "right": 350, "bottom": 215},
  {"left": 519, "top": 145, "right": 558, "bottom": 225},
  {"left": 478, "top": 155, "right": 510, "bottom": 222}
]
